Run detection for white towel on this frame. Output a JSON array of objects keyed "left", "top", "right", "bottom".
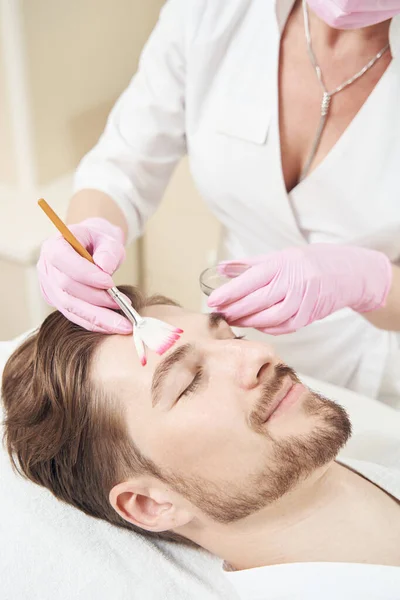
[{"left": 1, "top": 333, "right": 400, "bottom": 600}]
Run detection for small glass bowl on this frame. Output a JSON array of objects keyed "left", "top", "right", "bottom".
[{"left": 199, "top": 263, "right": 249, "bottom": 297}]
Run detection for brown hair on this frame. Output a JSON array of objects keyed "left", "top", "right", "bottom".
[{"left": 1, "top": 286, "right": 190, "bottom": 545}]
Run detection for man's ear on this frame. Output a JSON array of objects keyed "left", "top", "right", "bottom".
[{"left": 109, "top": 480, "right": 192, "bottom": 532}]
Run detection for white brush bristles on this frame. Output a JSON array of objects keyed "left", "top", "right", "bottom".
[
  {"left": 133, "top": 328, "right": 147, "bottom": 367},
  {"left": 133, "top": 317, "right": 183, "bottom": 365}
]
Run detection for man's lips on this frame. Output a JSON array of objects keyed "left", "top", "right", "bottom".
[{"left": 260, "top": 377, "right": 295, "bottom": 423}]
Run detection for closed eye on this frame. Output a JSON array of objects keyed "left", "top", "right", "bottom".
[
  {"left": 176, "top": 336, "right": 245, "bottom": 403},
  {"left": 177, "top": 367, "right": 204, "bottom": 401}
]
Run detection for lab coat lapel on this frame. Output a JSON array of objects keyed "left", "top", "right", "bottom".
[{"left": 215, "top": 0, "right": 309, "bottom": 248}]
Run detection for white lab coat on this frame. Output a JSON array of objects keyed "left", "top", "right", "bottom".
[{"left": 74, "top": 0, "right": 400, "bottom": 405}]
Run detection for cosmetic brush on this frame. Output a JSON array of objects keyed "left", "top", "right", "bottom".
[{"left": 38, "top": 198, "right": 183, "bottom": 366}]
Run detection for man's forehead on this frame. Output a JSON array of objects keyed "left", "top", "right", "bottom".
[
  {"left": 142, "top": 303, "right": 210, "bottom": 332},
  {"left": 92, "top": 304, "right": 207, "bottom": 386},
  {"left": 141, "top": 303, "right": 190, "bottom": 321}
]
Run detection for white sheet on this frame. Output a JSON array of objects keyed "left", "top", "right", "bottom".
[{"left": 1, "top": 334, "right": 399, "bottom": 600}]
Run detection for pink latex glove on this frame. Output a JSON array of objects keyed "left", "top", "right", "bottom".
[
  {"left": 208, "top": 244, "right": 392, "bottom": 335},
  {"left": 37, "top": 217, "right": 131, "bottom": 334}
]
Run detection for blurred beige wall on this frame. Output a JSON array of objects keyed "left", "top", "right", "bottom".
[
  {"left": 23, "top": 0, "right": 164, "bottom": 185},
  {"left": 0, "top": 33, "right": 17, "bottom": 184}
]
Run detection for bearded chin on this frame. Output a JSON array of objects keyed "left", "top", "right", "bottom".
[
  {"left": 265, "top": 393, "right": 352, "bottom": 503},
  {"left": 169, "top": 391, "right": 351, "bottom": 525}
]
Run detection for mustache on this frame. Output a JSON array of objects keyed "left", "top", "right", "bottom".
[{"left": 250, "top": 363, "right": 300, "bottom": 431}]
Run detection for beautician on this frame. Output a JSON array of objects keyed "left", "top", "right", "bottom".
[{"left": 38, "top": 0, "right": 400, "bottom": 406}]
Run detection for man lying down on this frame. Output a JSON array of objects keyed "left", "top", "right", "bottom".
[{"left": 2, "top": 286, "right": 400, "bottom": 599}]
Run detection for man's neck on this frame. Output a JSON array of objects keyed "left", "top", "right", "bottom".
[{"left": 183, "top": 461, "right": 368, "bottom": 571}]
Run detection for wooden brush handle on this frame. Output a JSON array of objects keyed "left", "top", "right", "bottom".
[{"left": 38, "top": 198, "right": 95, "bottom": 264}]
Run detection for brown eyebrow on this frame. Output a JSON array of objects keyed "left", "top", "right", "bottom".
[{"left": 151, "top": 343, "right": 194, "bottom": 407}]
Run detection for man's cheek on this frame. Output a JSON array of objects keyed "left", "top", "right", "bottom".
[{"left": 152, "top": 414, "right": 234, "bottom": 473}]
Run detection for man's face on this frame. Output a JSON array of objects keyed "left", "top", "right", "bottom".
[{"left": 96, "top": 304, "right": 351, "bottom": 523}]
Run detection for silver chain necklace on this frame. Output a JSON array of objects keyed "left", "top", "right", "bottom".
[{"left": 300, "top": 0, "right": 390, "bottom": 181}]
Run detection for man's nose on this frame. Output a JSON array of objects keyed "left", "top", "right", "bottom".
[{"left": 212, "top": 340, "right": 277, "bottom": 390}]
